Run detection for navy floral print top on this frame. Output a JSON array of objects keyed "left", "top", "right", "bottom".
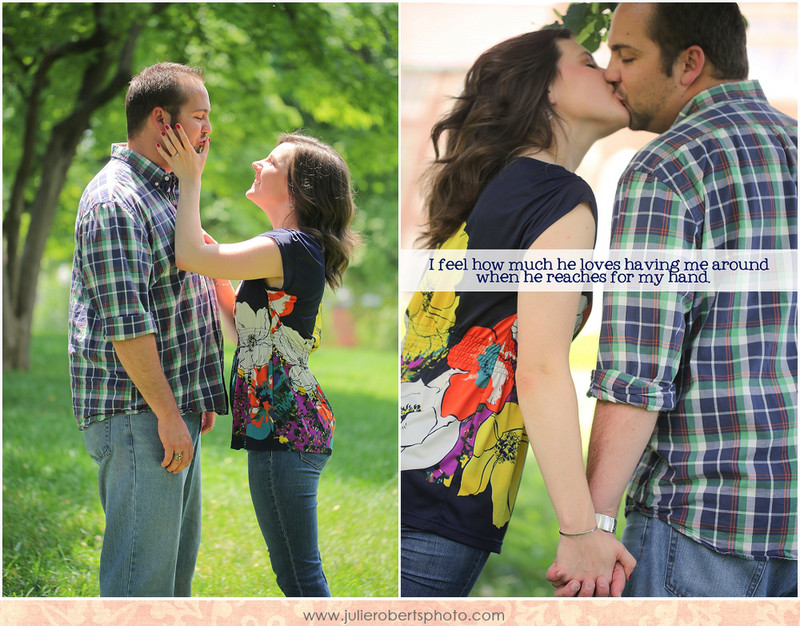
[
  {"left": 230, "top": 228, "right": 334, "bottom": 454},
  {"left": 401, "top": 158, "right": 597, "bottom": 553}
]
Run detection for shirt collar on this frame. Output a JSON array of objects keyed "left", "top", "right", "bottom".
[
  {"left": 110, "top": 143, "right": 179, "bottom": 197},
  {"left": 672, "top": 80, "right": 766, "bottom": 128}
]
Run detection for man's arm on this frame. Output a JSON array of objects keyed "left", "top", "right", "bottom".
[
  {"left": 548, "top": 399, "right": 655, "bottom": 596},
  {"left": 112, "top": 334, "right": 194, "bottom": 473},
  {"left": 586, "top": 400, "right": 658, "bottom": 517}
]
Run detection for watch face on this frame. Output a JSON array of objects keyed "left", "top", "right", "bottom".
[{"left": 595, "top": 513, "right": 617, "bottom": 533}]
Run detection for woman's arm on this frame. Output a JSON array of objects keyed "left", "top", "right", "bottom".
[
  {"left": 515, "top": 203, "right": 635, "bottom": 596},
  {"left": 157, "top": 125, "right": 284, "bottom": 282}
]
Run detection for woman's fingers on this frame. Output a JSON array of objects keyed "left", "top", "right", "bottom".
[
  {"left": 155, "top": 141, "right": 171, "bottom": 161},
  {"left": 158, "top": 125, "right": 182, "bottom": 154},
  {"left": 160, "top": 127, "right": 174, "bottom": 152},
  {"left": 168, "top": 123, "right": 192, "bottom": 151}
]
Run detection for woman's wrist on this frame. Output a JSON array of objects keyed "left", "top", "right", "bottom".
[
  {"left": 558, "top": 525, "right": 599, "bottom": 538},
  {"left": 178, "top": 177, "right": 202, "bottom": 191},
  {"left": 556, "top": 504, "right": 598, "bottom": 537}
]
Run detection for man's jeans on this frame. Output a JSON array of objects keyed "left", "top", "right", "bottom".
[
  {"left": 622, "top": 511, "right": 797, "bottom": 597},
  {"left": 400, "top": 526, "right": 491, "bottom": 597},
  {"left": 247, "top": 449, "right": 331, "bottom": 597},
  {"left": 84, "top": 411, "right": 202, "bottom": 597}
]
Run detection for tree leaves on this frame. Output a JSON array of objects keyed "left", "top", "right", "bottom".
[
  {"left": 545, "top": 2, "right": 617, "bottom": 52},
  {"left": 3, "top": 2, "right": 399, "bottom": 363}
]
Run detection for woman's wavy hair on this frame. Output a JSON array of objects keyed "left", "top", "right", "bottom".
[
  {"left": 278, "top": 133, "right": 360, "bottom": 289},
  {"left": 418, "top": 28, "right": 573, "bottom": 249}
]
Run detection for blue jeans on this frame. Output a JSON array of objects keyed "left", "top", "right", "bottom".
[
  {"left": 400, "top": 526, "right": 490, "bottom": 597},
  {"left": 83, "top": 411, "right": 202, "bottom": 597},
  {"left": 622, "top": 511, "right": 798, "bottom": 597},
  {"left": 248, "top": 449, "right": 331, "bottom": 597}
]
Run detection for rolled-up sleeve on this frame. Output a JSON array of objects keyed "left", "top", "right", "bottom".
[
  {"left": 589, "top": 168, "right": 698, "bottom": 411},
  {"left": 77, "top": 201, "right": 157, "bottom": 341},
  {"left": 589, "top": 291, "right": 689, "bottom": 411}
]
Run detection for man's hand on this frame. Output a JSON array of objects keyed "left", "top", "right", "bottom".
[
  {"left": 201, "top": 411, "right": 216, "bottom": 435},
  {"left": 158, "top": 412, "right": 194, "bottom": 473}
]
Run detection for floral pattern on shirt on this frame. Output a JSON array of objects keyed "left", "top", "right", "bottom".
[
  {"left": 231, "top": 289, "right": 333, "bottom": 453},
  {"left": 401, "top": 222, "right": 528, "bottom": 529},
  {"left": 402, "top": 303, "right": 525, "bottom": 528}
]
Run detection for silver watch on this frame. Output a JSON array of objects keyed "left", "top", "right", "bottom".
[{"left": 595, "top": 513, "right": 617, "bottom": 534}]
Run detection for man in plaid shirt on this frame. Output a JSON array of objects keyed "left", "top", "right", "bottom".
[
  {"left": 68, "top": 63, "right": 227, "bottom": 596},
  {"left": 551, "top": 4, "right": 796, "bottom": 596}
]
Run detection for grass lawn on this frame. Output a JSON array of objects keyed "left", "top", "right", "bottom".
[{"left": 2, "top": 333, "right": 398, "bottom": 597}]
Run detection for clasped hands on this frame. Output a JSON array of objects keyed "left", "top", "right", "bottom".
[{"left": 545, "top": 529, "right": 636, "bottom": 597}]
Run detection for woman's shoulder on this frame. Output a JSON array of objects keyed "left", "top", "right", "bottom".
[
  {"left": 498, "top": 157, "right": 590, "bottom": 191},
  {"left": 260, "top": 228, "right": 323, "bottom": 256},
  {"left": 477, "top": 157, "right": 595, "bottom": 215},
  {"left": 465, "top": 158, "right": 597, "bottom": 248},
  {"left": 259, "top": 228, "right": 325, "bottom": 296}
]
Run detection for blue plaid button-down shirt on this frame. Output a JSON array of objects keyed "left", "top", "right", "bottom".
[
  {"left": 589, "top": 81, "right": 797, "bottom": 560},
  {"left": 68, "top": 144, "right": 228, "bottom": 428}
]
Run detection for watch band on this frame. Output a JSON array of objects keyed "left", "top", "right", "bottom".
[{"left": 595, "top": 513, "right": 617, "bottom": 534}]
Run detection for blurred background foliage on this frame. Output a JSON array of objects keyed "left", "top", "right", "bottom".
[
  {"left": 544, "top": 2, "right": 616, "bottom": 51},
  {"left": 3, "top": 2, "right": 398, "bottom": 357}
]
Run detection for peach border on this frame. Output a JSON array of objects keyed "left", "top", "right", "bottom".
[{"left": 1, "top": 598, "right": 798, "bottom": 625}]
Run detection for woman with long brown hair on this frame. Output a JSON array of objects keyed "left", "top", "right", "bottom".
[
  {"left": 158, "top": 129, "right": 358, "bottom": 596},
  {"left": 401, "top": 28, "right": 635, "bottom": 596}
]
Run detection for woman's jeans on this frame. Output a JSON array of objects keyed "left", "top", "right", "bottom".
[
  {"left": 248, "top": 449, "right": 331, "bottom": 597},
  {"left": 622, "top": 511, "right": 798, "bottom": 597},
  {"left": 401, "top": 525, "right": 491, "bottom": 597},
  {"left": 83, "top": 411, "right": 203, "bottom": 597}
]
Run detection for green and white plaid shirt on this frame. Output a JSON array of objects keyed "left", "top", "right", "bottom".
[
  {"left": 68, "top": 144, "right": 228, "bottom": 428},
  {"left": 589, "top": 81, "right": 797, "bottom": 560}
]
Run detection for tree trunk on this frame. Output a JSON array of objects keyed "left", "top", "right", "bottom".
[
  {"left": 4, "top": 129, "right": 83, "bottom": 370},
  {"left": 2, "top": 16, "right": 144, "bottom": 370},
  {"left": 3, "top": 269, "right": 34, "bottom": 371}
]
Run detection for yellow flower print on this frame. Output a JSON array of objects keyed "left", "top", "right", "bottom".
[
  {"left": 402, "top": 290, "right": 459, "bottom": 375},
  {"left": 401, "top": 225, "right": 469, "bottom": 380},
  {"left": 458, "top": 403, "right": 528, "bottom": 528}
]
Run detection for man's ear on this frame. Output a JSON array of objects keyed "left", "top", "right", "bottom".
[
  {"left": 678, "top": 45, "right": 706, "bottom": 87},
  {"left": 150, "top": 106, "right": 169, "bottom": 131}
]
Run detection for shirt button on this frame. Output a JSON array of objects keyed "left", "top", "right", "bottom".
[
  {"left": 164, "top": 175, "right": 171, "bottom": 181},
  {"left": 154, "top": 182, "right": 160, "bottom": 187}
]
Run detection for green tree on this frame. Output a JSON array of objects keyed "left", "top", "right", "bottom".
[
  {"left": 3, "top": 2, "right": 398, "bottom": 370},
  {"left": 545, "top": 3, "right": 617, "bottom": 51},
  {"left": 3, "top": 3, "right": 159, "bottom": 369}
]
